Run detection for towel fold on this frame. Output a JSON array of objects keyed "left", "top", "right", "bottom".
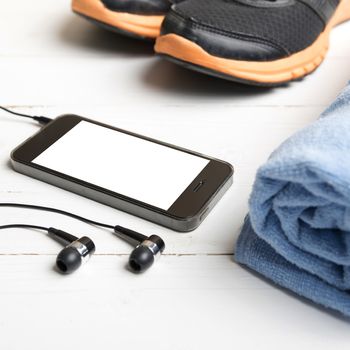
[{"left": 235, "top": 83, "right": 350, "bottom": 317}]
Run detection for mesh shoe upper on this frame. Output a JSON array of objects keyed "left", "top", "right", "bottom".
[{"left": 161, "top": 0, "right": 340, "bottom": 61}]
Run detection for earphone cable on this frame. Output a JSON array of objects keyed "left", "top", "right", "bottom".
[
  {"left": 0, "top": 105, "right": 53, "bottom": 125},
  {"left": 0, "top": 224, "right": 49, "bottom": 232},
  {"left": 0, "top": 203, "right": 115, "bottom": 230}
]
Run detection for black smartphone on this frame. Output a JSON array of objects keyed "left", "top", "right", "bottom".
[{"left": 11, "top": 115, "right": 233, "bottom": 232}]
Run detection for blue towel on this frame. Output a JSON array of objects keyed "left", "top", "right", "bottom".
[{"left": 235, "top": 83, "right": 350, "bottom": 317}]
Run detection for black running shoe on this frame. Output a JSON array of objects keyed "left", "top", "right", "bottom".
[
  {"left": 155, "top": 0, "right": 350, "bottom": 85},
  {"left": 72, "top": 0, "right": 171, "bottom": 39}
]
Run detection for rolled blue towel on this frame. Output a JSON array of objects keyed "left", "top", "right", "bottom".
[{"left": 235, "top": 83, "right": 350, "bottom": 317}]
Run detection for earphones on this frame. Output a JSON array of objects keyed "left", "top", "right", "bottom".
[
  {"left": 114, "top": 226, "right": 165, "bottom": 273},
  {"left": 0, "top": 203, "right": 165, "bottom": 274},
  {"left": 49, "top": 228, "right": 95, "bottom": 274},
  {"left": 0, "top": 224, "right": 96, "bottom": 274}
]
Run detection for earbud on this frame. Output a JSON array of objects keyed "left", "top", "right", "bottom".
[
  {"left": 114, "top": 226, "right": 165, "bottom": 273},
  {"left": 48, "top": 228, "right": 95, "bottom": 274},
  {"left": 129, "top": 235, "right": 165, "bottom": 273},
  {"left": 0, "top": 203, "right": 164, "bottom": 274}
]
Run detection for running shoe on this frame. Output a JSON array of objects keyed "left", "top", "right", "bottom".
[
  {"left": 155, "top": 0, "right": 350, "bottom": 85},
  {"left": 72, "top": 0, "right": 171, "bottom": 39}
]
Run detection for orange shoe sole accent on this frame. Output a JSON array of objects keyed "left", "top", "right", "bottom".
[
  {"left": 72, "top": 0, "right": 164, "bottom": 39},
  {"left": 155, "top": 0, "right": 350, "bottom": 84}
]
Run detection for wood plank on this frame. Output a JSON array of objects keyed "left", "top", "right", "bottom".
[
  {"left": 0, "top": 255, "right": 349, "bottom": 350},
  {"left": 0, "top": 56, "right": 349, "bottom": 107}
]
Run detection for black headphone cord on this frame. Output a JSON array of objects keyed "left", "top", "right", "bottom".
[
  {"left": 0, "top": 105, "right": 52, "bottom": 125},
  {"left": 0, "top": 205, "right": 164, "bottom": 273},
  {"left": 0, "top": 203, "right": 115, "bottom": 230},
  {"left": 0, "top": 224, "right": 48, "bottom": 232},
  {"left": 0, "top": 203, "right": 150, "bottom": 249}
]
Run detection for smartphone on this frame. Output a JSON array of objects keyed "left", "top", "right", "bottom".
[{"left": 11, "top": 115, "right": 233, "bottom": 232}]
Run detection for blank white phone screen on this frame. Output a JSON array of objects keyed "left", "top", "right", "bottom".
[{"left": 33, "top": 121, "right": 210, "bottom": 210}]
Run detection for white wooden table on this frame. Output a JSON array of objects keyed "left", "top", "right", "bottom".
[{"left": 1, "top": 2, "right": 350, "bottom": 349}]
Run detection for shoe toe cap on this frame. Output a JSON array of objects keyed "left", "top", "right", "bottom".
[{"left": 161, "top": 9, "right": 289, "bottom": 61}]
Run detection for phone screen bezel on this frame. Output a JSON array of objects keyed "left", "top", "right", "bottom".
[{"left": 11, "top": 115, "right": 233, "bottom": 219}]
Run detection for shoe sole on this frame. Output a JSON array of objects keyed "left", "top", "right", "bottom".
[
  {"left": 155, "top": 0, "right": 350, "bottom": 86},
  {"left": 72, "top": 0, "right": 164, "bottom": 40}
]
